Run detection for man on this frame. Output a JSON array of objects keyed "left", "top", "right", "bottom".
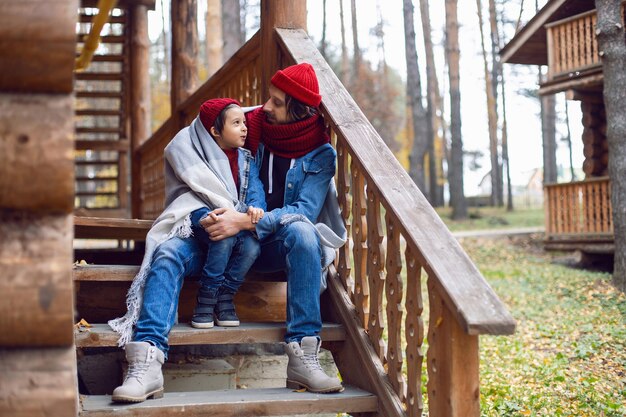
[{"left": 204, "top": 63, "right": 346, "bottom": 393}]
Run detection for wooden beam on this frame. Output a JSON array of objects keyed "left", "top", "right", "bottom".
[
  {"left": 427, "top": 278, "right": 480, "bottom": 417},
  {"left": 74, "top": 216, "right": 152, "bottom": 239},
  {"left": 170, "top": 0, "right": 199, "bottom": 119},
  {"left": 0, "top": 347, "right": 77, "bottom": 417},
  {"left": 0, "top": 212, "right": 74, "bottom": 346},
  {"left": 0, "top": 0, "right": 78, "bottom": 94},
  {"left": 0, "top": 94, "right": 74, "bottom": 212},
  {"left": 260, "top": 0, "right": 307, "bottom": 97},
  {"left": 130, "top": 4, "right": 151, "bottom": 218}
]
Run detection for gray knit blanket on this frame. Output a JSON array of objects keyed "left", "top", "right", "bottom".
[{"left": 108, "top": 117, "right": 246, "bottom": 346}]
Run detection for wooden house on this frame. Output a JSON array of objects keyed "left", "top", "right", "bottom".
[
  {"left": 0, "top": 1, "right": 515, "bottom": 416},
  {"left": 500, "top": 0, "right": 625, "bottom": 256}
]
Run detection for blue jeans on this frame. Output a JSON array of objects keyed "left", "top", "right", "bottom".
[
  {"left": 133, "top": 221, "right": 322, "bottom": 357},
  {"left": 190, "top": 208, "right": 260, "bottom": 293},
  {"left": 252, "top": 221, "right": 322, "bottom": 343}
]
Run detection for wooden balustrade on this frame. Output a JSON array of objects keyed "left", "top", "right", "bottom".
[
  {"left": 276, "top": 28, "right": 515, "bottom": 417},
  {"left": 546, "top": 3, "right": 625, "bottom": 81},
  {"left": 545, "top": 177, "right": 613, "bottom": 239}
]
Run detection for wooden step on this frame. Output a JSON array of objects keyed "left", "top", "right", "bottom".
[
  {"left": 79, "top": 386, "right": 377, "bottom": 417},
  {"left": 76, "top": 140, "right": 129, "bottom": 152},
  {"left": 76, "top": 91, "right": 123, "bottom": 99},
  {"left": 75, "top": 322, "right": 346, "bottom": 348},
  {"left": 77, "top": 34, "right": 125, "bottom": 44},
  {"left": 75, "top": 72, "right": 124, "bottom": 81},
  {"left": 74, "top": 216, "right": 152, "bottom": 240},
  {"left": 79, "top": 14, "right": 126, "bottom": 24},
  {"left": 76, "top": 127, "right": 123, "bottom": 135},
  {"left": 74, "top": 264, "right": 288, "bottom": 282},
  {"left": 76, "top": 109, "right": 122, "bottom": 116}
]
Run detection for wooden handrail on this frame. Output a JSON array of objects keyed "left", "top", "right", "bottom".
[{"left": 276, "top": 28, "right": 515, "bottom": 337}]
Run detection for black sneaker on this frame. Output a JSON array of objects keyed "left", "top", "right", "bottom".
[
  {"left": 215, "top": 291, "right": 240, "bottom": 327},
  {"left": 191, "top": 287, "right": 217, "bottom": 329}
]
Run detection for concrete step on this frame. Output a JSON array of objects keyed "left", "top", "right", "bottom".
[{"left": 79, "top": 385, "right": 377, "bottom": 417}]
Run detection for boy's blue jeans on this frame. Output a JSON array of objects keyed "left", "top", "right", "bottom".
[
  {"left": 133, "top": 220, "right": 322, "bottom": 357},
  {"left": 189, "top": 208, "right": 260, "bottom": 293}
]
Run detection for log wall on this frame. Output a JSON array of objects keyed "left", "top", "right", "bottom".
[
  {"left": 581, "top": 97, "right": 608, "bottom": 177},
  {"left": 0, "top": 1, "right": 78, "bottom": 416}
]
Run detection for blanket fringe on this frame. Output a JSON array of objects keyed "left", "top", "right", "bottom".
[{"left": 107, "top": 214, "right": 193, "bottom": 347}]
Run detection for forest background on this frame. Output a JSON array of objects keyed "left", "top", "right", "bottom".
[{"left": 145, "top": 0, "right": 576, "bottom": 208}]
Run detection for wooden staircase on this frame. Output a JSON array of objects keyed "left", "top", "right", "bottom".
[
  {"left": 74, "top": 6, "right": 131, "bottom": 218},
  {"left": 73, "top": 217, "right": 379, "bottom": 416}
]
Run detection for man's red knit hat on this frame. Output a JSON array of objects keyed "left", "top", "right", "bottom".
[
  {"left": 199, "top": 98, "right": 240, "bottom": 133},
  {"left": 270, "top": 63, "right": 322, "bottom": 107}
]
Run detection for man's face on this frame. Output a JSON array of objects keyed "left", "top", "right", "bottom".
[{"left": 263, "top": 84, "right": 290, "bottom": 124}]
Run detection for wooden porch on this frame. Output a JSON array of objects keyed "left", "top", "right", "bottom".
[
  {"left": 0, "top": 1, "right": 515, "bottom": 417},
  {"left": 500, "top": 0, "right": 622, "bottom": 255}
]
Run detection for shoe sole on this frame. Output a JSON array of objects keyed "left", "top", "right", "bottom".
[
  {"left": 286, "top": 379, "right": 344, "bottom": 393},
  {"left": 216, "top": 319, "right": 240, "bottom": 327},
  {"left": 112, "top": 387, "right": 164, "bottom": 403},
  {"left": 191, "top": 321, "right": 214, "bottom": 329}
]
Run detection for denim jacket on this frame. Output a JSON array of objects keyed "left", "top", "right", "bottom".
[
  {"left": 237, "top": 148, "right": 266, "bottom": 212},
  {"left": 253, "top": 143, "right": 347, "bottom": 253}
]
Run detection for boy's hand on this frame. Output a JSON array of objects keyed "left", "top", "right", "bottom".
[{"left": 247, "top": 206, "right": 264, "bottom": 224}]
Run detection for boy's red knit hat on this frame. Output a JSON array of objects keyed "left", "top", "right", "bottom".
[
  {"left": 270, "top": 63, "right": 322, "bottom": 107},
  {"left": 199, "top": 98, "right": 240, "bottom": 132}
]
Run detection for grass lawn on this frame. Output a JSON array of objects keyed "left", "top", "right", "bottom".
[
  {"left": 435, "top": 206, "right": 544, "bottom": 232},
  {"left": 459, "top": 235, "right": 626, "bottom": 417}
]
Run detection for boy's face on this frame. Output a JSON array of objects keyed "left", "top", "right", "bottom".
[
  {"left": 211, "top": 106, "right": 247, "bottom": 150},
  {"left": 263, "top": 84, "right": 291, "bottom": 124}
]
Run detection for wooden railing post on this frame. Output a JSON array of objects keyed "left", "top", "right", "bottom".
[
  {"left": 171, "top": 0, "right": 198, "bottom": 129},
  {"left": 427, "top": 278, "right": 480, "bottom": 417},
  {"left": 130, "top": 4, "right": 151, "bottom": 219},
  {"left": 259, "top": 0, "right": 306, "bottom": 97}
]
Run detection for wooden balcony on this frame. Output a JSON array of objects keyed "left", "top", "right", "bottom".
[
  {"left": 544, "top": 177, "right": 614, "bottom": 253},
  {"left": 542, "top": 3, "right": 625, "bottom": 93}
]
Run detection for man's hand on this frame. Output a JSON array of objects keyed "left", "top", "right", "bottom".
[{"left": 200, "top": 207, "right": 254, "bottom": 241}]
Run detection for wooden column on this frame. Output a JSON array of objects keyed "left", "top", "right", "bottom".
[
  {"left": 260, "top": 0, "right": 307, "bottom": 97},
  {"left": 427, "top": 278, "right": 480, "bottom": 417},
  {"left": 171, "top": 0, "right": 199, "bottom": 127},
  {"left": 130, "top": 4, "right": 151, "bottom": 219},
  {"left": 0, "top": 1, "right": 78, "bottom": 416}
]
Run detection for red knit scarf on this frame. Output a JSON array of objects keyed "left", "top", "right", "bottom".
[
  {"left": 223, "top": 147, "right": 239, "bottom": 190},
  {"left": 245, "top": 107, "right": 330, "bottom": 158}
]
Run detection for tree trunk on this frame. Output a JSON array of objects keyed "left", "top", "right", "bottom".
[
  {"left": 445, "top": 0, "right": 467, "bottom": 219},
  {"left": 206, "top": 0, "right": 222, "bottom": 77},
  {"left": 564, "top": 98, "right": 576, "bottom": 181},
  {"left": 403, "top": 0, "right": 430, "bottom": 195},
  {"left": 339, "top": 0, "right": 349, "bottom": 84},
  {"left": 419, "top": 0, "right": 445, "bottom": 207},
  {"left": 488, "top": 0, "right": 504, "bottom": 205},
  {"left": 541, "top": 88, "right": 558, "bottom": 184},
  {"left": 501, "top": 69, "right": 513, "bottom": 211},
  {"left": 350, "top": 0, "right": 361, "bottom": 83},
  {"left": 476, "top": 0, "right": 500, "bottom": 206},
  {"left": 221, "top": 0, "right": 243, "bottom": 63},
  {"left": 595, "top": 0, "right": 626, "bottom": 293},
  {"left": 171, "top": 0, "right": 199, "bottom": 117}
]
